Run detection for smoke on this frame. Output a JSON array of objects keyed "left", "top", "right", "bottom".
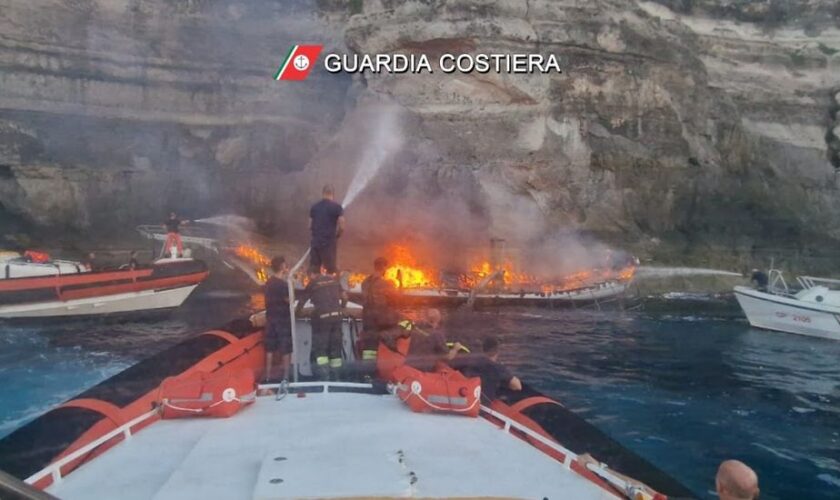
[{"left": 515, "top": 232, "right": 627, "bottom": 278}]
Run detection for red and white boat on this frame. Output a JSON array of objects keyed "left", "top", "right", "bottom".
[{"left": 0, "top": 251, "right": 209, "bottom": 319}]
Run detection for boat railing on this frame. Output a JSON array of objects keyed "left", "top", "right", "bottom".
[
  {"left": 258, "top": 381, "right": 377, "bottom": 393},
  {"left": 288, "top": 249, "right": 311, "bottom": 383},
  {"left": 135, "top": 225, "right": 220, "bottom": 251},
  {"left": 798, "top": 276, "right": 840, "bottom": 290},
  {"left": 0, "top": 468, "right": 57, "bottom": 500},
  {"left": 480, "top": 405, "right": 578, "bottom": 468},
  {"left": 25, "top": 409, "right": 159, "bottom": 487},
  {"left": 768, "top": 269, "right": 793, "bottom": 296},
  {"left": 480, "top": 405, "right": 645, "bottom": 499}
]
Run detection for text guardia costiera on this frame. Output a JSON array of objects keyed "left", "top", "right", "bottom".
[{"left": 324, "top": 53, "right": 562, "bottom": 74}]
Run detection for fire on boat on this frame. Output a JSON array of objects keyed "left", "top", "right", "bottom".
[{"left": 342, "top": 240, "right": 637, "bottom": 308}]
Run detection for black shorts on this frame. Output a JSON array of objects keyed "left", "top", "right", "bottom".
[
  {"left": 311, "top": 317, "right": 343, "bottom": 360},
  {"left": 265, "top": 319, "right": 293, "bottom": 354},
  {"left": 310, "top": 242, "right": 337, "bottom": 274}
]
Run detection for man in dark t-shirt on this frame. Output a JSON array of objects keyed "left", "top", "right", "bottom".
[
  {"left": 452, "top": 336, "right": 522, "bottom": 402},
  {"left": 309, "top": 184, "right": 345, "bottom": 274},
  {"left": 264, "top": 256, "right": 292, "bottom": 383}
]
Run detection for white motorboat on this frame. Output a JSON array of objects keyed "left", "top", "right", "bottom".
[{"left": 734, "top": 270, "right": 840, "bottom": 340}]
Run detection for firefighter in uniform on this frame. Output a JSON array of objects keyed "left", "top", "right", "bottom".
[
  {"left": 297, "top": 268, "right": 346, "bottom": 380},
  {"left": 360, "top": 257, "right": 399, "bottom": 360}
]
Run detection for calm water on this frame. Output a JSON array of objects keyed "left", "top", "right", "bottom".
[{"left": 1, "top": 285, "right": 839, "bottom": 499}]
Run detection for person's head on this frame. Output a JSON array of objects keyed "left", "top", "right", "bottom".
[
  {"left": 716, "top": 460, "right": 759, "bottom": 500},
  {"left": 374, "top": 257, "right": 388, "bottom": 275},
  {"left": 322, "top": 184, "right": 335, "bottom": 200},
  {"left": 424, "top": 308, "right": 443, "bottom": 329},
  {"left": 270, "top": 256, "right": 287, "bottom": 275},
  {"left": 87, "top": 252, "right": 95, "bottom": 260},
  {"left": 482, "top": 336, "right": 501, "bottom": 361}
]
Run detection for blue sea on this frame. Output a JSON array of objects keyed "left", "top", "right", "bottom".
[{"left": 1, "top": 284, "right": 838, "bottom": 499}]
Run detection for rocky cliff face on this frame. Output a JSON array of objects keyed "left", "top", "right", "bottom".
[
  {"left": 0, "top": 0, "right": 351, "bottom": 234},
  {"left": 1, "top": 0, "right": 838, "bottom": 268}
]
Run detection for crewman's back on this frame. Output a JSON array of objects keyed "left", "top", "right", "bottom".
[{"left": 306, "top": 274, "right": 342, "bottom": 314}]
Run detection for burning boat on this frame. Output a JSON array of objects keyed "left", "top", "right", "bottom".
[
  {"left": 137, "top": 220, "right": 637, "bottom": 308},
  {"left": 0, "top": 250, "right": 208, "bottom": 319},
  {"left": 221, "top": 240, "right": 636, "bottom": 308},
  {"left": 343, "top": 242, "right": 637, "bottom": 308}
]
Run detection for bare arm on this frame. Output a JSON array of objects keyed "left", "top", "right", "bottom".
[
  {"left": 446, "top": 342, "right": 464, "bottom": 360},
  {"left": 336, "top": 215, "right": 345, "bottom": 238}
]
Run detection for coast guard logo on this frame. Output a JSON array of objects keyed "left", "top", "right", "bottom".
[
  {"left": 293, "top": 54, "right": 310, "bottom": 71},
  {"left": 274, "top": 44, "right": 322, "bottom": 81}
]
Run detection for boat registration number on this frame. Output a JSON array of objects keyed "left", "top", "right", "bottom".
[{"left": 776, "top": 312, "right": 811, "bottom": 323}]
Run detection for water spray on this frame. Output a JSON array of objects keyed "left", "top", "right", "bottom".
[
  {"left": 636, "top": 266, "right": 742, "bottom": 278},
  {"left": 341, "top": 107, "right": 403, "bottom": 209}
]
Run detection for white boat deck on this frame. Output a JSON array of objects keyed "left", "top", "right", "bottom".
[{"left": 48, "top": 390, "right": 616, "bottom": 499}]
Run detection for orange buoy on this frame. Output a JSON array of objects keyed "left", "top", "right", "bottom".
[
  {"left": 393, "top": 364, "right": 481, "bottom": 417},
  {"left": 158, "top": 368, "right": 256, "bottom": 419},
  {"left": 375, "top": 337, "right": 411, "bottom": 382}
]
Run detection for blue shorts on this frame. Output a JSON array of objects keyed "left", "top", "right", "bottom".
[{"left": 265, "top": 318, "right": 292, "bottom": 353}]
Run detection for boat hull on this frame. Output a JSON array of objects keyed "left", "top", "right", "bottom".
[
  {"left": 0, "top": 285, "right": 199, "bottom": 318},
  {"left": 0, "top": 259, "right": 208, "bottom": 319},
  {"left": 734, "top": 286, "right": 840, "bottom": 340},
  {"left": 347, "top": 281, "right": 629, "bottom": 308}
]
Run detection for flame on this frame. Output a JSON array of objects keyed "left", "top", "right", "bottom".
[
  {"left": 462, "top": 258, "right": 636, "bottom": 292},
  {"left": 463, "top": 260, "right": 535, "bottom": 288},
  {"left": 232, "top": 240, "right": 637, "bottom": 292},
  {"left": 347, "top": 272, "right": 367, "bottom": 287},
  {"left": 383, "top": 244, "right": 437, "bottom": 288},
  {"left": 234, "top": 245, "right": 271, "bottom": 283}
]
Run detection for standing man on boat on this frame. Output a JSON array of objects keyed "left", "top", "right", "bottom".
[
  {"left": 360, "top": 256, "right": 399, "bottom": 360},
  {"left": 309, "top": 185, "right": 345, "bottom": 274},
  {"left": 750, "top": 269, "right": 769, "bottom": 292},
  {"left": 296, "top": 268, "right": 347, "bottom": 380},
  {"left": 163, "top": 211, "right": 189, "bottom": 258},
  {"left": 264, "top": 256, "right": 293, "bottom": 383}
]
